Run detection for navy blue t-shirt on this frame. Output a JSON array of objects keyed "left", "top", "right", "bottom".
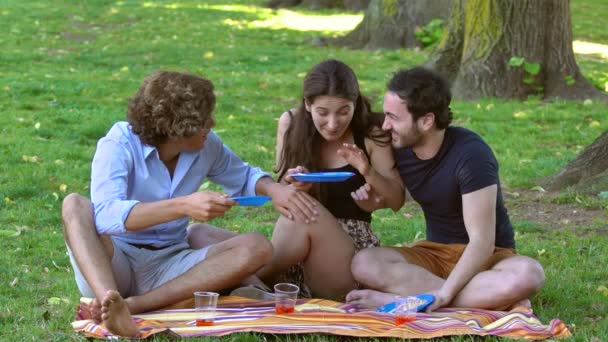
[{"left": 393, "top": 127, "right": 515, "bottom": 248}]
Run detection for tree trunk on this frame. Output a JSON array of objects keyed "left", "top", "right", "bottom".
[
  {"left": 427, "top": 0, "right": 607, "bottom": 101},
  {"left": 331, "top": 0, "right": 452, "bottom": 50},
  {"left": 542, "top": 131, "right": 608, "bottom": 192},
  {"left": 266, "top": 0, "right": 370, "bottom": 11}
]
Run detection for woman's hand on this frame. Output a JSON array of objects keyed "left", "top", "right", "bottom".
[
  {"left": 337, "top": 143, "right": 370, "bottom": 176},
  {"left": 283, "top": 166, "right": 313, "bottom": 193}
]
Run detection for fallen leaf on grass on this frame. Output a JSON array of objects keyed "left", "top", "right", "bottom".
[
  {"left": 256, "top": 145, "right": 268, "bottom": 153},
  {"left": 597, "top": 285, "right": 608, "bottom": 296},
  {"left": 59, "top": 184, "right": 67, "bottom": 192},
  {"left": 0, "top": 230, "right": 16, "bottom": 237},
  {"left": 0, "top": 228, "right": 22, "bottom": 237},
  {"left": 47, "top": 297, "right": 70, "bottom": 305},
  {"left": 10, "top": 277, "right": 18, "bottom": 287},
  {"left": 531, "top": 185, "right": 546, "bottom": 193},
  {"left": 22, "top": 155, "right": 40, "bottom": 163},
  {"left": 537, "top": 249, "right": 546, "bottom": 256}
]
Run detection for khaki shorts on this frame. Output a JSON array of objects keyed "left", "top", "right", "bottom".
[
  {"left": 67, "top": 238, "right": 211, "bottom": 298},
  {"left": 389, "top": 240, "right": 516, "bottom": 279}
]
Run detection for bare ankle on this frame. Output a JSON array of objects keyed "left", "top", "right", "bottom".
[{"left": 124, "top": 296, "right": 142, "bottom": 314}]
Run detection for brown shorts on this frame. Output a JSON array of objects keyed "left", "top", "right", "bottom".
[{"left": 389, "top": 240, "right": 516, "bottom": 279}]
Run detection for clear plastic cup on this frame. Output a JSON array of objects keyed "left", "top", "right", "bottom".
[
  {"left": 395, "top": 296, "right": 418, "bottom": 325},
  {"left": 194, "top": 291, "right": 219, "bottom": 326},
  {"left": 274, "top": 283, "right": 299, "bottom": 314}
]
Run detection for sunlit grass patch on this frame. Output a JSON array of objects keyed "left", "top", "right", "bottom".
[{"left": 247, "top": 9, "right": 362, "bottom": 32}]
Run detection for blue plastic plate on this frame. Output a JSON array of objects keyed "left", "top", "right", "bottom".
[
  {"left": 230, "top": 196, "right": 271, "bottom": 206},
  {"left": 375, "top": 294, "right": 435, "bottom": 313},
  {"left": 291, "top": 172, "right": 355, "bottom": 183}
]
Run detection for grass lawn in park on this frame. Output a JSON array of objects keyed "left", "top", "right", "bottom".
[{"left": 0, "top": 0, "right": 607, "bottom": 340}]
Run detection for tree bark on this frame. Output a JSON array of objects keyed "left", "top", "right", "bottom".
[
  {"left": 266, "top": 0, "right": 370, "bottom": 11},
  {"left": 426, "top": 0, "right": 607, "bottom": 101},
  {"left": 542, "top": 131, "right": 608, "bottom": 192},
  {"left": 331, "top": 0, "right": 452, "bottom": 50}
]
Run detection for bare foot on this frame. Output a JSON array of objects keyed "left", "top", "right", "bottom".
[
  {"left": 88, "top": 298, "right": 102, "bottom": 322},
  {"left": 100, "top": 290, "right": 139, "bottom": 337},
  {"left": 508, "top": 298, "right": 532, "bottom": 312},
  {"left": 345, "top": 289, "right": 398, "bottom": 309}
]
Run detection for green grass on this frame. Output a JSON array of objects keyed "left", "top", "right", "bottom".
[{"left": 1, "top": 0, "right": 607, "bottom": 340}]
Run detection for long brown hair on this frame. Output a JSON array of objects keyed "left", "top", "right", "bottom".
[{"left": 276, "top": 59, "right": 388, "bottom": 186}]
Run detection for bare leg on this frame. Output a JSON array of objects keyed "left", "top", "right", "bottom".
[
  {"left": 450, "top": 256, "right": 544, "bottom": 310},
  {"left": 62, "top": 194, "right": 138, "bottom": 337},
  {"left": 347, "top": 248, "right": 544, "bottom": 310},
  {"left": 258, "top": 203, "right": 358, "bottom": 300},
  {"left": 125, "top": 232, "right": 272, "bottom": 314},
  {"left": 187, "top": 223, "right": 237, "bottom": 248},
  {"left": 347, "top": 247, "right": 444, "bottom": 308},
  {"left": 187, "top": 223, "right": 269, "bottom": 290}
]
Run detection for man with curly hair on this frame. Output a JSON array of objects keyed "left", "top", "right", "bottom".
[{"left": 62, "top": 71, "right": 317, "bottom": 337}]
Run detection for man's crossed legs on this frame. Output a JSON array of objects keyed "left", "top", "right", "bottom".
[
  {"left": 62, "top": 194, "right": 272, "bottom": 337},
  {"left": 346, "top": 243, "right": 545, "bottom": 311}
]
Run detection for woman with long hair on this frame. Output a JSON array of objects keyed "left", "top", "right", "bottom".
[{"left": 257, "top": 59, "right": 404, "bottom": 300}]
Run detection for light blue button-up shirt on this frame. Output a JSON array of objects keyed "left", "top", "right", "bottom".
[{"left": 90, "top": 122, "right": 269, "bottom": 247}]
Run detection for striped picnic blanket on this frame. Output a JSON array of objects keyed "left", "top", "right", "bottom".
[{"left": 72, "top": 296, "right": 571, "bottom": 339}]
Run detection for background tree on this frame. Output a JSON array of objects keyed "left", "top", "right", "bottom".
[
  {"left": 332, "top": 0, "right": 452, "bottom": 49},
  {"left": 426, "top": 0, "right": 607, "bottom": 101},
  {"left": 423, "top": 0, "right": 608, "bottom": 191},
  {"left": 541, "top": 130, "right": 608, "bottom": 192},
  {"left": 266, "top": 0, "right": 370, "bottom": 11}
]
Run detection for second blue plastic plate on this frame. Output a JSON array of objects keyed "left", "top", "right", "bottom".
[
  {"left": 291, "top": 172, "right": 355, "bottom": 183},
  {"left": 230, "top": 196, "right": 272, "bottom": 206}
]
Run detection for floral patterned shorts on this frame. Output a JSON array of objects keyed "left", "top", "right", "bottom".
[{"left": 283, "top": 218, "right": 380, "bottom": 298}]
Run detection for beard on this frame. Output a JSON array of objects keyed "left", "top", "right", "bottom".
[{"left": 392, "top": 125, "right": 422, "bottom": 149}]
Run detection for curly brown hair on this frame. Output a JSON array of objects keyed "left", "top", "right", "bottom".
[{"left": 127, "top": 71, "right": 216, "bottom": 146}]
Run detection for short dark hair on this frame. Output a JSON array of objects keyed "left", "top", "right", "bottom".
[
  {"left": 387, "top": 67, "right": 452, "bottom": 129},
  {"left": 127, "top": 71, "right": 216, "bottom": 146}
]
